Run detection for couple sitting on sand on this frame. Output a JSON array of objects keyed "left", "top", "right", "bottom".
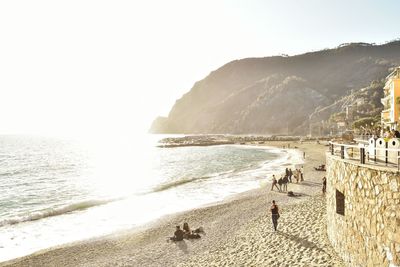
[{"left": 169, "top": 222, "right": 204, "bottom": 241}]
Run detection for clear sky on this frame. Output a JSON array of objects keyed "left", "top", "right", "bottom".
[{"left": 0, "top": 0, "right": 399, "bottom": 136}]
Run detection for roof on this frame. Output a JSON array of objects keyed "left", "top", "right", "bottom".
[{"left": 386, "top": 67, "right": 400, "bottom": 80}]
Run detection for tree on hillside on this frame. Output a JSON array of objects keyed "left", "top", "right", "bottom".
[{"left": 352, "top": 117, "right": 380, "bottom": 130}]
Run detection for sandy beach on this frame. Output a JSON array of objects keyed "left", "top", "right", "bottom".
[{"left": 1, "top": 141, "right": 344, "bottom": 267}]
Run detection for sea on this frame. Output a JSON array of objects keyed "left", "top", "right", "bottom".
[{"left": 0, "top": 134, "right": 303, "bottom": 262}]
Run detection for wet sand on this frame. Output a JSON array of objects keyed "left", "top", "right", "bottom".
[{"left": 1, "top": 141, "right": 344, "bottom": 267}]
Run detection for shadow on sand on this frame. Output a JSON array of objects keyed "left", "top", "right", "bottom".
[
  {"left": 277, "top": 231, "right": 326, "bottom": 253},
  {"left": 275, "top": 191, "right": 311, "bottom": 198},
  {"left": 298, "top": 181, "right": 322, "bottom": 187},
  {"left": 175, "top": 240, "right": 189, "bottom": 254}
]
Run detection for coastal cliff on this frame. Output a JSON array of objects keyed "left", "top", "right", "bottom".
[{"left": 150, "top": 41, "right": 400, "bottom": 135}]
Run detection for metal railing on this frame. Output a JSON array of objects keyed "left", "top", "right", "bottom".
[
  {"left": 353, "top": 134, "right": 374, "bottom": 141},
  {"left": 329, "top": 141, "right": 400, "bottom": 171}
]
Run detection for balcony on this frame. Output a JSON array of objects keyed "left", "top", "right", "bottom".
[
  {"left": 381, "top": 109, "right": 391, "bottom": 122},
  {"left": 384, "top": 80, "right": 391, "bottom": 90},
  {"left": 381, "top": 95, "right": 391, "bottom": 107},
  {"left": 386, "top": 67, "right": 400, "bottom": 80}
]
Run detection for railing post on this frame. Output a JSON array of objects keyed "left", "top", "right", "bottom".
[
  {"left": 385, "top": 142, "right": 388, "bottom": 166},
  {"left": 341, "top": 145, "right": 344, "bottom": 159},
  {"left": 360, "top": 147, "right": 365, "bottom": 164}
]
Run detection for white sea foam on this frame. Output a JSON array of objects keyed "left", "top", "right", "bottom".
[
  {"left": 0, "top": 199, "right": 116, "bottom": 227},
  {"left": 0, "top": 136, "right": 302, "bottom": 263}
]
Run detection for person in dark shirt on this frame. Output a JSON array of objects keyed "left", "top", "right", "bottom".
[
  {"left": 270, "top": 200, "right": 280, "bottom": 231},
  {"left": 282, "top": 175, "right": 288, "bottom": 192},
  {"left": 170, "top": 225, "right": 184, "bottom": 241},
  {"left": 322, "top": 177, "right": 327, "bottom": 194},
  {"left": 277, "top": 176, "right": 283, "bottom": 192}
]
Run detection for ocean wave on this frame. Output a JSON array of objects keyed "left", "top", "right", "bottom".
[
  {"left": 0, "top": 168, "right": 32, "bottom": 177},
  {"left": 152, "top": 176, "right": 211, "bottom": 192},
  {"left": 152, "top": 169, "right": 236, "bottom": 193},
  {"left": 152, "top": 146, "right": 304, "bottom": 194},
  {"left": 0, "top": 199, "right": 114, "bottom": 227},
  {"left": 152, "top": 149, "right": 301, "bottom": 193},
  {"left": 249, "top": 149, "right": 303, "bottom": 178}
]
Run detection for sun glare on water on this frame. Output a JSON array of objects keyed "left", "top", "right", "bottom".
[{"left": 70, "top": 134, "right": 161, "bottom": 198}]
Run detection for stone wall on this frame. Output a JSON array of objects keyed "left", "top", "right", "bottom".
[{"left": 326, "top": 154, "right": 400, "bottom": 267}]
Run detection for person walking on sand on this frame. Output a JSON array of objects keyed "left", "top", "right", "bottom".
[
  {"left": 322, "top": 177, "right": 327, "bottom": 194},
  {"left": 288, "top": 168, "right": 293, "bottom": 183},
  {"left": 285, "top": 168, "right": 290, "bottom": 182},
  {"left": 278, "top": 176, "right": 283, "bottom": 192},
  {"left": 282, "top": 175, "right": 288, "bottom": 192},
  {"left": 300, "top": 166, "right": 304, "bottom": 181},
  {"left": 293, "top": 169, "right": 298, "bottom": 183},
  {"left": 271, "top": 175, "right": 280, "bottom": 191},
  {"left": 270, "top": 200, "right": 280, "bottom": 231}
]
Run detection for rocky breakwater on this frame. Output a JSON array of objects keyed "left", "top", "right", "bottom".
[
  {"left": 157, "top": 135, "right": 328, "bottom": 148},
  {"left": 326, "top": 154, "right": 400, "bottom": 267},
  {"left": 157, "top": 135, "right": 234, "bottom": 148}
]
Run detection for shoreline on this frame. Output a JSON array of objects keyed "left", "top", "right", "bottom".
[
  {"left": 1, "top": 140, "right": 344, "bottom": 267},
  {"left": 157, "top": 134, "right": 331, "bottom": 148},
  {"left": 0, "top": 142, "right": 302, "bottom": 263}
]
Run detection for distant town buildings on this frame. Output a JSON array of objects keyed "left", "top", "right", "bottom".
[
  {"left": 381, "top": 67, "right": 400, "bottom": 129},
  {"left": 309, "top": 103, "right": 360, "bottom": 137},
  {"left": 345, "top": 104, "right": 357, "bottom": 123},
  {"left": 309, "top": 67, "right": 400, "bottom": 137},
  {"left": 355, "top": 98, "right": 365, "bottom": 106}
]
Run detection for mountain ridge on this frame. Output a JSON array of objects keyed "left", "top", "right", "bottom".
[{"left": 150, "top": 40, "right": 400, "bottom": 134}]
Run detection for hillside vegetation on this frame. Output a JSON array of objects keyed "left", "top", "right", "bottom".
[{"left": 150, "top": 41, "right": 400, "bottom": 135}]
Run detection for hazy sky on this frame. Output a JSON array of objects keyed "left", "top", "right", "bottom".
[{"left": 0, "top": 0, "right": 399, "bottom": 136}]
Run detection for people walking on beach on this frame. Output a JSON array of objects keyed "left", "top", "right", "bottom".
[
  {"left": 282, "top": 175, "right": 288, "bottom": 192},
  {"left": 322, "top": 177, "right": 327, "bottom": 194},
  {"left": 278, "top": 176, "right": 283, "bottom": 192},
  {"left": 270, "top": 200, "right": 280, "bottom": 231},
  {"left": 271, "top": 175, "right": 280, "bottom": 191},
  {"left": 288, "top": 168, "right": 293, "bottom": 183}
]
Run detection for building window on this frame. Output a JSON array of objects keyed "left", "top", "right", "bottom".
[{"left": 336, "top": 189, "right": 345, "bottom": 216}]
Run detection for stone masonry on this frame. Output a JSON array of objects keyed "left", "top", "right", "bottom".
[{"left": 326, "top": 154, "right": 400, "bottom": 267}]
